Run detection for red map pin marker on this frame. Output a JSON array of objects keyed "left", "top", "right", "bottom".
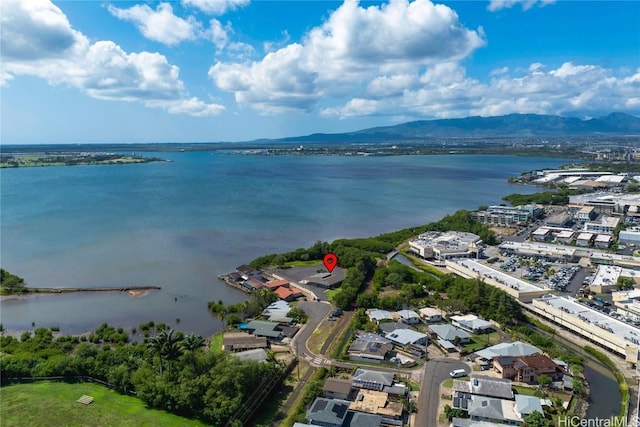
[{"left": 323, "top": 253, "right": 338, "bottom": 273}]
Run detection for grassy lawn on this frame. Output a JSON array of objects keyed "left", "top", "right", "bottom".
[
  {"left": 324, "top": 288, "right": 339, "bottom": 301},
  {"left": 463, "top": 332, "right": 501, "bottom": 353},
  {"left": 0, "top": 381, "right": 207, "bottom": 427},
  {"left": 208, "top": 332, "right": 223, "bottom": 353},
  {"left": 512, "top": 385, "right": 539, "bottom": 396},
  {"left": 284, "top": 260, "right": 322, "bottom": 267}
]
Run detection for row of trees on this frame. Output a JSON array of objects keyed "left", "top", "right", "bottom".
[{"left": 1, "top": 325, "right": 284, "bottom": 426}]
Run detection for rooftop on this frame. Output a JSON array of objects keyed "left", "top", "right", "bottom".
[
  {"left": 475, "top": 341, "right": 541, "bottom": 360},
  {"left": 348, "top": 389, "right": 403, "bottom": 418},
  {"left": 385, "top": 328, "right": 427, "bottom": 346},
  {"left": 429, "top": 324, "right": 471, "bottom": 341},
  {"left": 515, "top": 395, "right": 544, "bottom": 416},
  {"left": 453, "top": 375, "right": 514, "bottom": 400},
  {"left": 353, "top": 369, "right": 394, "bottom": 387},
  {"left": 307, "top": 398, "right": 350, "bottom": 426}
]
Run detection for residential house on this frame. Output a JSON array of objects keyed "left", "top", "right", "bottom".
[
  {"left": 235, "top": 348, "right": 268, "bottom": 362},
  {"left": 451, "top": 314, "right": 494, "bottom": 334},
  {"left": 306, "top": 398, "right": 350, "bottom": 427},
  {"left": 466, "top": 396, "right": 522, "bottom": 426},
  {"left": 475, "top": 341, "right": 541, "bottom": 361},
  {"left": 352, "top": 369, "right": 394, "bottom": 392},
  {"left": 323, "top": 378, "right": 353, "bottom": 400},
  {"left": 222, "top": 332, "right": 268, "bottom": 352},
  {"left": 428, "top": 324, "right": 471, "bottom": 345},
  {"left": 236, "top": 264, "right": 262, "bottom": 281},
  {"left": 244, "top": 320, "right": 283, "bottom": 341},
  {"left": 453, "top": 376, "right": 515, "bottom": 401},
  {"left": 493, "top": 354, "right": 564, "bottom": 384},
  {"left": 348, "top": 389, "right": 403, "bottom": 420},
  {"left": 378, "top": 321, "right": 409, "bottom": 335},
  {"left": 396, "top": 309, "right": 421, "bottom": 325},
  {"left": 348, "top": 339, "right": 393, "bottom": 364},
  {"left": 367, "top": 309, "right": 394, "bottom": 323},
  {"left": 343, "top": 412, "right": 383, "bottom": 427},
  {"left": 514, "top": 395, "right": 544, "bottom": 419},
  {"left": 418, "top": 307, "right": 442, "bottom": 322},
  {"left": 385, "top": 328, "right": 428, "bottom": 347}
]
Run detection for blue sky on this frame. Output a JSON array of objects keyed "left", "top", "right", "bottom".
[{"left": 1, "top": 0, "right": 639, "bottom": 144}]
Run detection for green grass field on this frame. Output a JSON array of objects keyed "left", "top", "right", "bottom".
[{"left": 0, "top": 381, "right": 207, "bottom": 427}]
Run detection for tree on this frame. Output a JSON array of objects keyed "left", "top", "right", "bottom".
[
  {"left": 523, "top": 410, "right": 552, "bottom": 427},
  {"left": 147, "top": 329, "right": 183, "bottom": 375},
  {"left": 537, "top": 374, "right": 552, "bottom": 388}
]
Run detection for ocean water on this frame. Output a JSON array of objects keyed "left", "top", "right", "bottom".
[{"left": 0, "top": 153, "right": 569, "bottom": 336}]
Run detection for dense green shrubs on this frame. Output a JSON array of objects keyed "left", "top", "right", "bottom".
[{"left": 0, "top": 325, "right": 284, "bottom": 426}]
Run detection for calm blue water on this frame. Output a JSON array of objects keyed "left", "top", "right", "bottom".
[{"left": 0, "top": 153, "right": 569, "bottom": 336}]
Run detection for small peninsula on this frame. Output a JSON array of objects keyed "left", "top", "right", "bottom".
[{"left": 0, "top": 153, "right": 166, "bottom": 168}]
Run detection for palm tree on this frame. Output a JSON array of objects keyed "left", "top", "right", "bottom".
[
  {"left": 147, "top": 329, "right": 183, "bottom": 375},
  {"left": 182, "top": 333, "right": 205, "bottom": 367}
]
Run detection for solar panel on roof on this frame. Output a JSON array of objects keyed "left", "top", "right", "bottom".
[
  {"left": 313, "top": 399, "right": 328, "bottom": 411},
  {"left": 333, "top": 403, "right": 348, "bottom": 419}
]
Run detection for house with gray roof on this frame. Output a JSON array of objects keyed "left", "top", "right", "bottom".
[
  {"left": 367, "top": 309, "right": 393, "bottom": 322},
  {"left": 451, "top": 314, "right": 494, "bottom": 333},
  {"left": 453, "top": 375, "right": 514, "bottom": 400},
  {"left": 467, "top": 396, "right": 522, "bottom": 425},
  {"left": 343, "top": 411, "right": 383, "bottom": 427},
  {"left": 306, "top": 398, "right": 350, "bottom": 427},
  {"left": 379, "top": 321, "right": 409, "bottom": 334},
  {"left": 515, "top": 395, "right": 544, "bottom": 418},
  {"left": 352, "top": 369, "right": 394, "bottom": 391},
  {"left": 349, "top": 339, "right": 393, "bottom": 363},
  {"left": 428, "top": 324, "right": 471, "bottom": 344},
  {"left": 475, "top": 341, "right": 541, "bottom": 360},
  {"left": 244, "top": 320, "right": 283, "bottom": 340},
  {"left": 234, "top": 348, "right": 268, "bottom": 362},
  {"left": 385, "top": 328, "right": 427, "bottom": 346}
]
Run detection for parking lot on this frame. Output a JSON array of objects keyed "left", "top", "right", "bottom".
[{"left": 489, "top": 252, "right": 592, "bottom": 294}]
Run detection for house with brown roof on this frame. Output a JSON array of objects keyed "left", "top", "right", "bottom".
[
  {"left": 323, "top": 378, "right": 354, "bottom": 400},
  {"left": 493, "top": 354, "right": 564, "bottom": 384},
  {"left": 222, "top": 332, "right": 268, "bottom": 352}
]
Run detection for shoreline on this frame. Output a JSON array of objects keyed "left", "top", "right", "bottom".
[{"left": 0, "top": 285, "right": 161, "bottom": 301}]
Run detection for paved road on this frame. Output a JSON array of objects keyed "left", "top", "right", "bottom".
[
  {"left": 291, "top": 300, "right": 332, "bottom": 360},
  {"left": 415, "top": 358, "right": 468, "bottom": 427}
]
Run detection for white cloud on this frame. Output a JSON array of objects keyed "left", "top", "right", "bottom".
[
  {"left": 108, "top": 3, "right": 202, "bottom": 46},
  {"left": 323, "top": 61, "right": 640, "bottom": 119},
  {"left": 488, "top": 0, "right": 556, "bottom": 12},
  {"left": 182, "top": 0, "right": 250, "bottom": 16},
  {"left": 209, "top": 0, "right": 485, "bottom": 113},
  {"left": 2, "top": 0, "right": 224, "bottom": 117}
]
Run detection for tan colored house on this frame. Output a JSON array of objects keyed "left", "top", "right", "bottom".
[{"left": 493, "top": 354, "right": 564, "bottom": 384}]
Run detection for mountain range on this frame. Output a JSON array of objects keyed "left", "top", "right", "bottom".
[{"left": 270, "top": 112, "right": 640, "bottom": 143}]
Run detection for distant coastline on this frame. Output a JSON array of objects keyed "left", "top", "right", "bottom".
[{"left": 0, "top": 153, "right": 167, "bottom": 168}]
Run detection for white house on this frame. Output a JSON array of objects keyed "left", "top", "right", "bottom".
[
  {"left": 385, "top": 328, "right": 428, "bottom": 347},
  {"left": 419, "top": 307, "right": 443, "bottom": 322},
  {"left": 396, "top": 309, "right": 421, "bottom": 325},
  {"left": 451, "top": 314, "right": 494, "bottom": 333}
]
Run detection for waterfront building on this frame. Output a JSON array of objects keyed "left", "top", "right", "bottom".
[
  {"left": 529, "top": 294, "right": 640, "bottom": 363},
  {"left": 409, "top": 231, "right": 482, "bottom": 261},
  {"left": 474, "top": 204, "right": 542, "bottom": 227}
]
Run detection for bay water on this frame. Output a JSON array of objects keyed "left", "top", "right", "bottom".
[{"left": 0, "top": 153, "right": 569, "bottom": 337}]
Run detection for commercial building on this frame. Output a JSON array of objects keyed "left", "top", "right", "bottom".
[
  {"left": 529, "top": 294, "right": 640, "bottom": 363},
  {"left": 409, "top": 231, "right": 482, "bottom": 261},
  {"left": 584, "top": 216, "right": 621, "bottom": 234},
  {"left": 446, "top": 259, "right": 549, "bottom": 303},
  {"left": 589, "top": 265, "right": 622, "bottom": 293},
  {"left": 474, "top": 204, "right": 543, "bottom": 227},
  {"left": 619, "top": 230, "right": 640, "bottom": 245}
]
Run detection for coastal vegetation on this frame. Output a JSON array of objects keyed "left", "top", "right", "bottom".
[
  {"left": 0, "top": 324, "right": 285, "bottom": 426},
  {"left": 0, "top": 153, "right": 165, "bottom": 168},
  {"left": 0, "top": 270, "right": 27, "bottom": 295},
  {"left": 501, "top": 188, "right": 589, "bottom": 206},
  {"left": 250, "top": 210, "right": 498, "bottom": 310}
]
